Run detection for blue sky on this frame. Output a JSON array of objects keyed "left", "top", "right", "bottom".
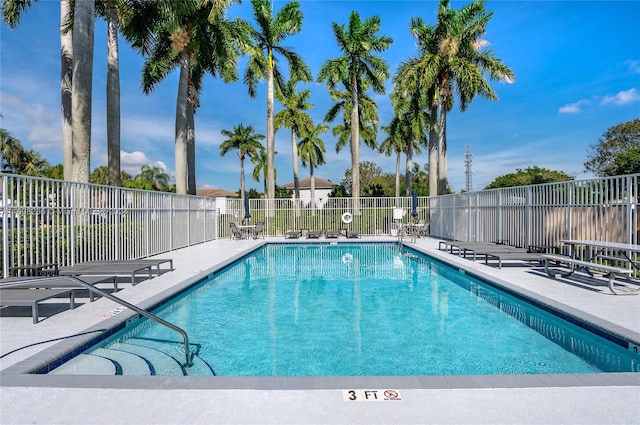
[{"left": 1, "top": 0, "right": 639, "bottom": 193}]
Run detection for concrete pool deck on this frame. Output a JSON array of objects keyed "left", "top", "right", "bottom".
[{"left": 1, "top": 236, "right": 639, "bottom": 424}]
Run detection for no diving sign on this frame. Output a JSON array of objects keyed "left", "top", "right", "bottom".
[{"left": 343, "top": 389, "right": 402, "bottom": 401}]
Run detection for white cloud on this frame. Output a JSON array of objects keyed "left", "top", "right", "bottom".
[
  {"left": 558, "top": 100, "right": 589, "bottom": 114},
  {"left": 600, "top": 88, "right": 640, "bottom": 106},
  {"left": 120, "top": 150, "right": 171, "bottom": 177},
  {"left": 626, "top": 60, "right": 640, "bottom": 74}
]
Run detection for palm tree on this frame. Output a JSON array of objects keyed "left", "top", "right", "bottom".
[
  {"left": 395, "top": 1, "right": 514, "bottom": 195},
  {"left": 251, "top": 147, "right": 269, "bottom": 196},
  {"left": 379, "top": 122, "right": 406, "bottom": 203},
  {"left": 0, "top": 128, "right": 24, "bottom": 172},
  {"left": 274, "top": 79, "right": 313, "bottom": 202},
  {"left": 317, "top": 11, "right": 392, "bottom": 205},
  {"left": 220, "top": 124, "right": 265, "bottom": 218},
  {"left": 70, "top": 0, "right": 95, "bottom": 183},
  {"left": 390, "top": 91, "right": 429, "bottom": 196},
  {"left": 298, "top": 122, "right": 327, "bottom": 214},
  {"left": 124, "top": 0, "right": 244, "bottom": 194},
  {"left": 20, "top": 150, "right": 50, "bottom": 177},
  {"left": 96, "top": 0, "right": 127, "bottom": 187},
  {"left": 244, "top": 0, "right": 311, "bottom": 204},
  {"left": 136, "top": 164, "right": 170, "bottom": 191},
  {"left": 2, "top": 0, "right": 73, "bottom": 180}
]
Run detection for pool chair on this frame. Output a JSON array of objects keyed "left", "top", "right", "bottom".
[
  {"left": 346, "top": 230, "right": 361, "bottom": 239},
  {"left": 285, "top": 230, "right": 301, "bottom": 239},
  {"left": 0, "top": 284, "right": 77, "bottom": 324},
  {"left": 249, "top": 222, "right": 265, "bottom": 239},
  {"left": 306, "top": 230, "right": 322, "bottom": 239},
  {"left": 58, "top": 262, "right": 154, "bottom": 286},
  {"left": 325, "top": 229, "right": 340, "bottom": 239},
  {"left": 1, "top": 275, "right": 119, "bottom": 302},
  {"left": 229, "top": 222, "right": 245, "bottom": 240}
]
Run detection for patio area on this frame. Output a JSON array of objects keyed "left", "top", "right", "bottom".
[{"left": 1, "top": 236, "right": 639, "bottom": 424}]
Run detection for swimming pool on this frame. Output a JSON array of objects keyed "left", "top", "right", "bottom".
[{"left": 47, "top": 243, "right": 639, "bottom": 377}]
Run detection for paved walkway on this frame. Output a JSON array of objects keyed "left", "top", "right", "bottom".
[{"left": 1, "top": 237, "right": 639, "bottom": 424}]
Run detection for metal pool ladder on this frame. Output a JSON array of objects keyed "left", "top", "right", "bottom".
[{"left": 0, "top": 276, "right": 193, "bottom": 367}]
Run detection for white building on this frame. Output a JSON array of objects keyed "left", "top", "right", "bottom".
[{"left": 281, "top": 177, "right": 337, "bottom": 209}]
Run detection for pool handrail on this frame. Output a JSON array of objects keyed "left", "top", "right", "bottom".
[{"left": 0, "top": 276, "right": 192, "bottom": 367}]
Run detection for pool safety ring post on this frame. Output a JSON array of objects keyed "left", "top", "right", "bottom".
[{"left": 342, "top": 211, "right": 353, "bottom": 235}]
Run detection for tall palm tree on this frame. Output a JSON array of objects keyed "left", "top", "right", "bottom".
[
  {"left": 390, "top": 91, "right": 429, "bottom": 196},
  {"left": 96, "top": 0, "right": 127, "bottom": 187},
  {"left": 70, "top": 0, "right": 95, "bottom": 183},
  {"left": 395, "top": 0, "right": 514, "bottom": 195},
  {"left": 316, "top": 10, "right": 392, "bottom": 205},
  {"left": 251, "top": 147, "right": 269, "bottom": 196},
  {"left": 125, "top": 0, "right": 244, "bottom": 194},
  {"left": 274, "top": 79, "right": 313, "bottom": 202},
  {"left": 2, "top": 0, "right": 73, "bottom": 180},
  {"left": 220, "top": 124, "right": 265, "bottom": 216},
  {"left": 244, "top": 0, "right": 311, "bottom": 204},
  {"left": 298, "top": 122, "right": 327, "bottom": 214},
  {"left": 379, "top": 122, "right": 406, "bottom": 203}
]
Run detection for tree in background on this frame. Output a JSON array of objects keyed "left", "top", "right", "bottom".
[
  {"left": 484, "top": 166, "right": 573, "bottom": 189},
  {"left": 298, "top": 122, "right": 327, "bottom": 213},
  {"left": 220, "top": 124, "right": 265, "bottom": 213},
  {"left": 274, "top": 79, "right": 313, "bottom": 202},
  {"left": 395, "top": 0, "right": 514, "bottom": 196},
  {"left": 0, "top": 128, "right": 50, "bottom": 176},
  {"left": 584, "top": 119, "right": 640, "bottom": 177},
  {"left": 70, "top": 0, "right": 95, "bottom": 183},
  {"left": 317, "top": 11, "right": 392, "bottom": 203},
  {"left": 244, "top": 0, "right": 311, "bottom": 202},
  {"left": 2, "top": 0, "right": 74, "bottom": 180}
]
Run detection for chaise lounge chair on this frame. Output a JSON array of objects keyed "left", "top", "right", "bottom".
[
  {"left": 325, "top": 229, "right": 340, "bottom": 239},
  {"left": 1, "top": 275, "right": 119, "bottom": 302},
  {"left": 306, "top": 230, "right": 322, "bottom": 239},
  {"left": 58, "top": 262, "right": 154, "bottom": 285},
  {"left": 0, "top": 286, "right": 76, "bottom": 323},
  {"left": 79, "top": 259, "right": 173, "bottom": 276},
  {"left": 346, "top": 230, "right": 361, "bottom": 239},
  {"left": 285, "top": 230, "right": 301, "bottom": 239}
]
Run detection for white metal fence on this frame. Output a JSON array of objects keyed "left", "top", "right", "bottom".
[{"left": 2, "top": 173, "right": 638, "bottom": 277}]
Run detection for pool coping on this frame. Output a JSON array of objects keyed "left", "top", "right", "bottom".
[{"left": 1, "top": 239, "right": 639, "bottom": 390}]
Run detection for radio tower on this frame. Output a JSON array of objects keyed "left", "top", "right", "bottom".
[{"left": 465, "top": 145, "right": 473, "bottom": 192}]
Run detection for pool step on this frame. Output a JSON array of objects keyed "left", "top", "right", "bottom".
[{"left": 48, "top": 338, "right": 215, "bottom": 376}]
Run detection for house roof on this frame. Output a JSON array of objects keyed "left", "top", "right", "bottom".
[
  {"left": 281, "top": 177, "right": 337, "bottom": 190},
  {"left": 196, "top": 188, "right": 239, "bottom": 198}
]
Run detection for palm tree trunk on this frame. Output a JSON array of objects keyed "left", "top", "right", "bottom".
[
  {"left": 266, "top": 52, "right": 275, "bottom": 215},
  {"left": 395, "top": 151, "right": 401, "bottom": 204},
  {"left": 106, "top": 4, "right": 121, "bottom": 187},
  {"left": 428, "top": 99, "right": 438, "bottom": 197},
  {"left": 310, "top": 163, "right": 316, "bottom": 216},
  {"left": 71, "top": 0, "right": 94, "bottom": 183},
  {"left": 405, "top": 142, "right": 413, "bottom": 196},
  {"left": 240, "top": 156, "right": 246, "bottom": 223},
  {"left": 291, "top": 127, "right": 301, "bottom": 216},
  {"left": 187, "top": 97, "right": 196, "bottom": 195},
  {"left": 350, "top": 73, "right": 360, "bottom": 213},
  {"left": 60, "top": 0, "right": 73, "bottom": 181},
  {"left": 438, "top": 110, "right": 448, "bottom": 195},
  {"left": 174, "top": 51, "right": 189, "bottom": 194},
  {"left": 291, "top": 128, "right": 300, "bottom": 200}
]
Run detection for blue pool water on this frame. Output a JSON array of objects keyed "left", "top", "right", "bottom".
[{"left": 51, "top": 243, "right": 639, "bottom": 376}]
